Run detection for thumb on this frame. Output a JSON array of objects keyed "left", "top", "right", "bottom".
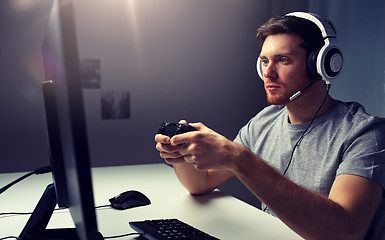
[{"left": 178, "top": 119, "right": 188, "bottom": 124}]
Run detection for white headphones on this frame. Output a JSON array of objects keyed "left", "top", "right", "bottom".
[{"left": 256, "top": 12, "right": 343, "bottom": 84}]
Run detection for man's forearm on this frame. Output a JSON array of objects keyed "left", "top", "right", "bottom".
[
  {"left": 173, "top": 162, "right": 234, "bottom": 195},
  {"left": 231, "top": 149, "right": 366, "bottom": 240},
  {"left": 173, "top": 162, "right": 212, "bottom": 195}
]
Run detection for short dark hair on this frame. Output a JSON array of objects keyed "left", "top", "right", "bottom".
[{"left": 256, "top": 15, "right": 325, "bottom": 57}]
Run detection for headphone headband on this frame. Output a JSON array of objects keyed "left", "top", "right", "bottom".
[{"left": 285, "top": 12, "right": 336, "bottom": 38}]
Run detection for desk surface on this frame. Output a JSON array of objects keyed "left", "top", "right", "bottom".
[{"left": 0, "top": 164, "right": 302, "bottom": 239}]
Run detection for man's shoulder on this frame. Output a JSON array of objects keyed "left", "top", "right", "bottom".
[
  {"left": 238, "top": 105, "right": 285, "bottom": 135},
  {"left": 329, "top": 101, "right": 385, "bottom": 140},
  {"left": 240, "top": 105, "right": 287, "bottom": 134},
  {"left": 235, "top": 104, "right": 286, "bottom": 147},
  {"left": 333, "top": 100, "right": 385, "bottom": 126},
  {"left": 254, "top": 104, "right": 286, "bottom": 120}
]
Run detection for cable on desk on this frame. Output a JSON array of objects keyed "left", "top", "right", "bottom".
[
  {"left": 0, "top": 207, "right": 70, "bottom": 218},
  {"left": 0, "top": 236, "right": 18, "bottom": 240},
  {"left": 0, "top": 233, "right": 142, "bottom": 240},
  {"left": 0, "top": 165, "right": 52, "bottom": 195},
  {"left": 104, "top": 232, "right": 143, "bottom": 239},
  {"left": 0, "top": 212, "right": 33, "bottom": 217},
  {"left": 95, "top": 204, "right": 112, "bottom": 210},
  {"left": 0, "top": 204, "right": 113, "bottom": 219}
]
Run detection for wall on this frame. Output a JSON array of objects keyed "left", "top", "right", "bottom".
[
  {"left": 309, "top": 0, "right": 385, "bottom": 117},
  {"left": 0, "top": 0, "right": 52, "bottom": 173}
]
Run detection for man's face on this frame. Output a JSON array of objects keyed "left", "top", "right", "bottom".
[{"left": 259, "top": 33, "right": 312, "bottom": 105}]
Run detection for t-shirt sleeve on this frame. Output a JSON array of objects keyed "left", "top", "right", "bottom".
[
  {"left": 234, "top": 123, "right": 251, "bottom": 148},
  {"left": 336, "top": 120, "right": 385, "bottom": 191}
]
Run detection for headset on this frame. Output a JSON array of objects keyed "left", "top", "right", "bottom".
[{"left": 256, "top": 12, "right": 343, "bottom": 85}]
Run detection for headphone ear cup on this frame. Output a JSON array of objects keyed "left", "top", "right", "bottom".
[
  {"left": 322, "top": 46, "right": 343, "bottom": 79},
  {"left": 256, "top": 58, "right": 264, "bottom": 80},
  {"left": 306, "top": 48, "right": 322, "bottom": 80},
  {"left": 310, "top": 45, "right": 343, "bottom": 82}
]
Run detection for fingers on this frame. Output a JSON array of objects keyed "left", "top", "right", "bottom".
[
  {"left": 155, "top": 133, "right": 189, "bottom": 164},
  {"left": 159, "top": 145, "right": 185, "bottom": 158},
  {"left": 156, "top": 140, "right": 186, "bottom": 152},
  {"left": 155, "top": 134, "right": 171, "bottom": 144},
  {"left": 164, "top": 157, "right": 187, "bottom": 165},
  {"left": 170, "top": 132, "right": 194, "bottom": 145}
]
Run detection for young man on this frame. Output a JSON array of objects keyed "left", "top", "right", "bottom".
[{"left": 155, "top": 13, "right": 385, "bottom": 240}]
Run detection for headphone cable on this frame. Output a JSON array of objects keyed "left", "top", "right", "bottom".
[
  {"left": 263, "top": 83, "right": 331, "bottom": 212},
  {"left": 282, "top": 83, "right": 331, "bottom": 175}
]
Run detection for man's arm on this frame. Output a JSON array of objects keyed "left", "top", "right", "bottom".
[
  {"left": 229, "top": 147, "right": 383, "bottom": 240},
  {"left": 173, "top": 162, "right": 234, "bottom": 195}
]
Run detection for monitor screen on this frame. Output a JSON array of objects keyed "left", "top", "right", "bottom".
[{"left": 19, "top": 0, "right": 102, "bottom": 239}]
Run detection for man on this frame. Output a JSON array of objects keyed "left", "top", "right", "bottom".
[{"left": 155, "top": 13, "right": 385, "bottom": 240}]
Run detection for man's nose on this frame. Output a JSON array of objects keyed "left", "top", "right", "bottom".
[{"left": 263, "top": 63, "right": 277, "bottom": 80}]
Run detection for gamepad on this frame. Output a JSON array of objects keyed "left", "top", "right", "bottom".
[{"left": 157, "top": 122, "right": 197, "bottom": 137}]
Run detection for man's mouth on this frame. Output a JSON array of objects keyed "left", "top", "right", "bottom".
[{"left": 266, "top": 84, "right": 280, "bottom": 92}]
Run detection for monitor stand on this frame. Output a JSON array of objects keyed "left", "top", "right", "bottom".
[{"left": 18, "top": 183, "right": 103, "bottom": 240}]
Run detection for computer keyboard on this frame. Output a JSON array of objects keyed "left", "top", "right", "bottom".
[{"left": 129, "top": 218, "right": 220, "bottom": 240}]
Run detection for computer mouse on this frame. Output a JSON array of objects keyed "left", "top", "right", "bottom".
[{"left": 109, "top": 190, "right": 151, "bottom": 210}]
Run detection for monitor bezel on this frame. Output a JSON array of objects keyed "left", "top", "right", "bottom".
[{"left": 19, "top": 0, "right": 103, "bottom": 239}]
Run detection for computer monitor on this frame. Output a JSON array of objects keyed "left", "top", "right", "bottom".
[{"left": 18, "top": 0, "right": 103, "bottom": 239}]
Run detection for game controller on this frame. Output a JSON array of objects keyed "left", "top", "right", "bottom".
[{"left": 157, "top": 122, "right": 197, "bottom": 137}]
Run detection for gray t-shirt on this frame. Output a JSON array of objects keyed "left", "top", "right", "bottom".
[{"left": 234, "top": 100, "right": 385, "bottom": 239}]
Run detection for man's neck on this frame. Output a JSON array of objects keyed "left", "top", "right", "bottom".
[{"left": 286, "top": 82, "right": 335, "bottom": 124}]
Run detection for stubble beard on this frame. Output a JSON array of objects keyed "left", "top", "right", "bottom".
[{"left": 266, "top": 93, "right": 290, "bottom": 105}]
